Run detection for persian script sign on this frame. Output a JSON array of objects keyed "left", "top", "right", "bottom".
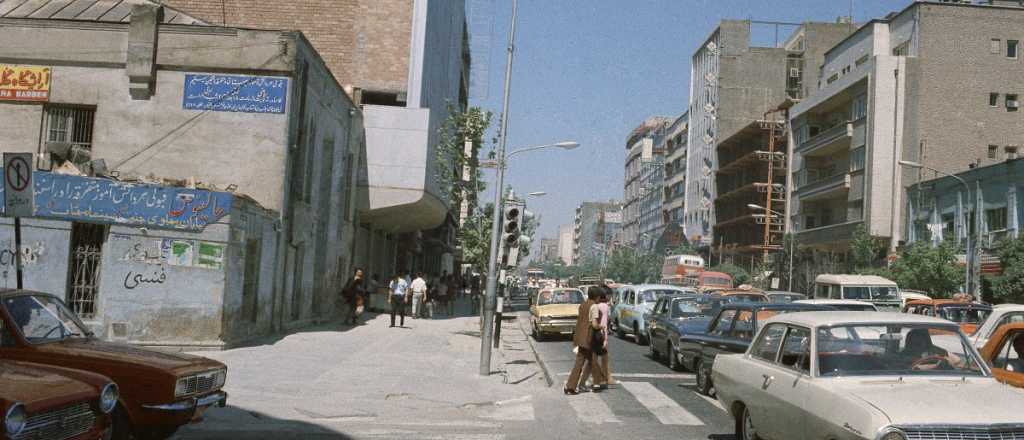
[
  {"left": 0, "top": 65, "right": 51, "bottom": 102},
  {"left": 182, "top": 73, "right": 288, "bottom": 114},
  {"left": 0, "top": 172, "right": 233, "bottom": 232}
]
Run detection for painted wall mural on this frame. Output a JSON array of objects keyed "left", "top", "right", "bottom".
[{"left": 0, "top": 172, "right": 232, "bottom": 231}]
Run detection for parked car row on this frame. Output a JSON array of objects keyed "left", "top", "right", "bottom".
[{"left": 0, "top": 289, "right": 227, "bottom": 440}]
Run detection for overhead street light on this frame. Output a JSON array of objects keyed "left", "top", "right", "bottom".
[
  {"left": 898, "top": 160, "right": 973, "bottom": 297},
  {"left": 528, "top": 191, "right": 547, "bottom": 197},
  {"left": 506, "top": 141, "right": 580, "bottom": 159}
]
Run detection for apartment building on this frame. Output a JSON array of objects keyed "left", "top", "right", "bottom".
[
  {"left": 788, "top": 1, "right": 1024, "bottom": 251},
  {"left": 573, "top": 201, "right": 622, "bottom": 266},
  {"left": 661, "top": 113, "right": 689, "bottom": 234},
  {"left": 558, "top": 224, "right": 575, "bottom": 265},
  {"left": 712, "top": 22, "right": 855, "bottom": 262},
  {"left": 623, "top": 117, "right": 671, "bottom": 248}
]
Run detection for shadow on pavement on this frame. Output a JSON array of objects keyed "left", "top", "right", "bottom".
[{"left": 173, "top": 407, "right": 357, "bottom": 440}]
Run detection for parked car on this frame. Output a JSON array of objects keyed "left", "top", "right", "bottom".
[
  {"left": 530, "top": 288, "right": 584, "bottom": 341},
  {"left": 765, "top": 291, "right": 806, "bottom": 303},
  {"left": 0, "top": 290, "right": 227, "bottom": 440},
  {"left": 794, "top": 298, "right": 879, "bottom": 312},
  {"left": 900, "top": 289, "right": 932, "bottom": 307},
  {"left": 904, "top": 299, "right": 992, "bottom": 334},
  {"left": 972, "top": 304, "right": 1024, "bottom": 349},
  {"left": 714, "top": 311, "right": 1024, "bottom": 440},
  {"left": 611, "top": 284, "right": 694, "bottom": 345},
  {"left": 694, "top": 290, "right": 769, "bottom": 317},
  {"left": 644, "top": 294, "right": 707, "bottom": 370},
  {"left": 980, "top": 322, "right": 1024, "bottom": 389},
  {"left": 813, "top": 274, "right": 902, "bottom": 311},
  {"left": 680, "top": 302, "right": 831, "bottom": 396},
  {"left": 0, "top": 360, "right": 117, "bottom": 440}
]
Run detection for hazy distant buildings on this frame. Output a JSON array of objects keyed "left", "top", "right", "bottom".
[
  {"left": 574, "top": 201, "right": 622, "bottom": 265},
  {"left": 623, "top": 117, "right": 672, "bottom": 249},
  {"left": 558, "top": 224, "right": 575, "bottom": 265}
]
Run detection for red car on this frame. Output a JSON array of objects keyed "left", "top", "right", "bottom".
[{"left": 1, "top": 360, "right": 117, "bottom": 440}]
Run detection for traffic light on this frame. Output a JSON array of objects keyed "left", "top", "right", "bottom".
[{"left": 501, "top": 206, "right": 521, "bottom": 267}]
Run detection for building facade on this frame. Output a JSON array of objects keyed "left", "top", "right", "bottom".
[
  {"left": 557, "top": 224, "right": 574, "bottom": 265},
  {"left": 0, "top": 3, "right": 362, "bottom": 346},
  {"left": 661, "top": 112, "right": 689, "bottom": 238},
  {"left": 538, "top": 238, "right": 559, "bottom": 263},
  {"left": 623, "top": 117, "right": 671, "bottom": 249},
  {"left": 573, "top": 201, "right": 621, "bottom": 266},
  {"left": 789, "top": 1, "right": 1024, "bottom": 251}
]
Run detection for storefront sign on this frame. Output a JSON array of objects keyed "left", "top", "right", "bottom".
[
  {"left": 0, "top": 65, "right": 50, "bottom": 102},
  {"left": 182, "top": 73, "right": 288, "bottom": 114}
]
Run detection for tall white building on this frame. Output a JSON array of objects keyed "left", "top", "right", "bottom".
[{"left": 558, "top": 224, "right": 575, "bottom": 265}]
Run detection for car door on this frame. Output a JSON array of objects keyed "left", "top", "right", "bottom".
[
  {"left": 737, "top": 323, "right": 788, "bottom": 436},
  {"left": 648, "top": 298, "right": 665, "bottom": 347},
  {"left": 622, "top": 289, "right": 637, "bottom": 330},
  {"left": 987, "top": 328, "right": 1024, "bottom": 388},
  {"left": 758, "top": 325, "right": 812, "bottom": 439},
  {"left": 698, "top": 309, "right": 738, "bottom": 368}
]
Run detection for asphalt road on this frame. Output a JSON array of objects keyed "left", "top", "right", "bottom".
[{"left": 526, "top": 311, "right": 735, "bottom": 439}]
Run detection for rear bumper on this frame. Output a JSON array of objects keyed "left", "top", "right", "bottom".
[{"left": 537, "top": 320, "right": 576, "bottom": 334}]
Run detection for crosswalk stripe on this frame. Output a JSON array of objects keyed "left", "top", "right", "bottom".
[
  {"left": 556, "top": 372, "right": 694, "bottom": 380},
  {"left": 620, "top": 381, "right": 705, "bottom": 426},
  {"left": 567, "top": 391, "right": 621, "bottom": 424}
]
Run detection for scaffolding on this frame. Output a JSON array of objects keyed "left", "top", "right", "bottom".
[{"left": 755, "top": 108, "right": 788, "bottom": 259}]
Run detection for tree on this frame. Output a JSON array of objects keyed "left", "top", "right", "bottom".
[
  {"left": 887, "top": 241, "right": 964, "bottom": 298},
  {"left": 710, "top": 263, "right": 751, "bottom": 287},
  {"left": 434, "top": 104, "right": 493, "bottom": 207},
  {"left": 459, "top": 203, "right": 494, "bottom": 274},
  {"left": 991, "top": 236, "right": 1024, "bottom": 303},
  {"left": 605, "top": 247, "right": 662, "bottom": 284},
  {"left": 849, "top": 225, "right": 884, "bottom": 272}
]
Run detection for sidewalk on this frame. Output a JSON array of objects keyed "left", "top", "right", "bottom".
[{"left": 173, "top": 299, "right": 547, "bottom": 439}]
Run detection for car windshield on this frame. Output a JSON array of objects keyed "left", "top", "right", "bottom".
[
  {"left": 538, "top": 290, "right": 584, "bottom": 306},
  {"left": 723, "top": 294, "right": 766, "bottom": 303},
  {"left": 843, "top": 286, "right": 898, "bottom": 301},
  {"left": 816, "top": 324, "right": 985, "bottom": 377},
  {"left": 671, "top": 300, "right": 702, "bottom": 318},
  {"left": 4, "top": 294, "right": 90, "bottom": 344},
  {"left": 639, "top": 289, "right": 679, "bottom": 303},
  {"left": 939, "top": 306, "right": 991, "bottom": 324}
]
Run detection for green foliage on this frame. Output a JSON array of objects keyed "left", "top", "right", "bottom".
[
  {"left": 887, "top": 241, "right": 964, "bottom": 298},
  {"left": 435, "top": 105, "right": 492, "bottom": 206},
  {"left": 605, "top": 247, "right": 662, "bottom": 284},
  {"left": 991, "top": 236, "right": 1024, "bottom": 303},
  {"left": 849, "top": 225, "right": 883, "bottom": 271},
  {"left": 710, "top": 263, "right": 751, "bottom": 287},
  {"left": 459, "top": 203, "right": 494, "bottom": 273}
]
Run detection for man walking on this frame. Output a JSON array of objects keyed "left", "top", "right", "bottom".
[
  {"left": 388, "top": 272, "right": 410, "bottom": 328},
  {"left": 341, "top": 267, "right": 366, "bottom": 325},
  {"left": 410, "top": 272, "right": 428, "bottom": 319},
  {"left": 564, "top": 289, "right": 606, "bottom": 394}
]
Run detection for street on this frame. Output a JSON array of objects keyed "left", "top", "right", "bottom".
[{"left": 170, "top": 304, "right": 734, "bottom": 440}]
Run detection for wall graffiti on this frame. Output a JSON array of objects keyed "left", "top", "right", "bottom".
[
  {"left": 0, "top": 171, "right": 232, "bottom": 232},
  {"left": 0, "top": 242, "right": 46, "bottom": 281},
  {"left": 123, "top": 266, "right": 167, "bottom": 290}
]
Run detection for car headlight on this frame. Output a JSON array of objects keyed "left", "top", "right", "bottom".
[
  {"left": 213, "top": 369, "right": 227, "bottom": 389},
  {"left": 540, "top": 316, "right": 551, "bottom": 323},
  {"left": 4, "top": 403, "right": 25, "bottom": 436},
  {"left": 175, "top": 376, "right": 191, "bottom": 397},
  {"left": 877, "top": 427, "right": 907, "bottom": 440},
  {"left": 99, "top": 383, "right": 119, "bottom": 414}
]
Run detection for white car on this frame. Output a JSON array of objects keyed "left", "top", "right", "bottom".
[
  {"left": 795, "top": 299, "right": 878, "bottom": 312},
  {"left": 972, "top": 303, "right": 1024, "bottom": 349},
  {"left": 713, "top": 311, "right": 1024, "bottom": 440}
]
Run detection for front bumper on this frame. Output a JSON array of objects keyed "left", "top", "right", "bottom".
[
  {"left": 142, "top": 391, "right": 228, "bottom": 412},
  {"left": 537, "top": 320, "right": 576, "bottom": 334}
]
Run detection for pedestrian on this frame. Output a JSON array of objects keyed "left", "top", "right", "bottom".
[
  {"left": 436, "top": 274, "right": 449, "bottom": 317},
  {"left": 595, "top": 286, "right": 613, "bottom": 387},
  {"left": 410, "top": 272, "right": 428, "bottom": 319},
  {"left": 471, "top": 276, "right": 482, "bottom": 313},
  {"left": 564, "top": 289, "right": 606, "bottom": 395},
  {"left": 580, "top": 286, "right": 611, "bottom": 392},
  {"left": 341, "top": 267, "right": 366, "bottom": 325},
  {"left": 446, "top": 274, "right": 458, "bottom": 316},
  {"left": 388, "top": 272, "right": 410, "bottom": 328}
]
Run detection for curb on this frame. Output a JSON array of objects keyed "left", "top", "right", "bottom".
[{"left": 516, "top": 314, "right": 554, "bottom": 388}]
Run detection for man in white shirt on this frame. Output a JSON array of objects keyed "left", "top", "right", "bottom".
[
  {"left": 410, "top": 272, "right": 428, "bottom": 319},
  {"left": 388, "top": 272, "right": 410, "bottom": 328}
]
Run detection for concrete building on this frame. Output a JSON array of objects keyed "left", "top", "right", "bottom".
[
  {"left": 0, "top": 2, "right": 362, "bottom": 346},
  {"left": 573, "top": 201, "right": 621, "bottom": 266},
  {"left": 661, "top": 112, "right": 689, "bottom": 238},
  {"left": 711, "top": 22, "right": 855, "bottom": 262},
  {"left": 623, "top": 117, "right": 671, "bottom": 249},
  {"left": 688, "top": 20, "right": 856, "bottom": 247},
  {"left": 557, "top": 224, "right": 574, "bottom": 265},
  {"left": 788, "top": 1, "right": 1024, "bottom": 251},
  {"left": 538, "top": 238, "right": 559, "bottom": 263},
  {"left": 162, "top": 0, "right": 472, "bottom": 281}
]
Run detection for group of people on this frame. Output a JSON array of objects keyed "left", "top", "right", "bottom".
[
  {"left": 384, "top": 271, "right": 463, "bottom": 328},
  {"left": 340, "top": 268, "right": 379, "bottom": 326},
  {"left": 565, "top": 285, "right": 614, "bottom": 394}
]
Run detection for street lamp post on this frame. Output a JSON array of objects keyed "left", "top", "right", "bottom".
[
  {"left": 898, "top": 160, "right": 973, "bottom": 297},
  {"left": 748, "top": 203, "right": 794, "bottom": 291}
]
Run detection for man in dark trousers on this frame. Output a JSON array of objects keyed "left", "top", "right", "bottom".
[
  {"left": 388, "top": 272, "right": 410, "bottom": 328},
  {"left": 564, "top": 289, "right": 606, "bottom": 394}
]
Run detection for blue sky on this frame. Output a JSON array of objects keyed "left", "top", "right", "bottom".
[{"left": 469, "top": 0, "right": 911, "bottom": 249}]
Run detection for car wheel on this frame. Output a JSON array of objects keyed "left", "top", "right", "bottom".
[
  {"left": 532, "top": 325, "right": 544, "bottom": 342},
  {"left": 695, "top": 359, "right": 713, "bottom": 396},
  {"left": 634, "top": 323, "right": 647, "bottom": 345},
  {"left": 737, "top": 405, "right": 761, "bottom": 440},
  {"left": 615, "top": 319, "right": 626, "bottom": 339},
  {"left": 668, "top": 343, "right": 681, "bottom": 371}
]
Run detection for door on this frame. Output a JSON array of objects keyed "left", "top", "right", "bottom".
[
  {"left": 649, "top": 299, "right": 668, "bottom": 347},
  {"left": 759, "top": 326, "right": 812, "bottom": 439},
  {"left": 989, "top": 329, "right": 1024, "bottom": 388},
  {"left": 740, "top": 323, "right": 787, "bottom": 436},
  {"left": 622, "top": 289, "right": 636, "bottom": 329}
]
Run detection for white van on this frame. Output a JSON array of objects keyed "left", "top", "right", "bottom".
[{"left": 813, "top": 274, "right": 901, "bottom": 311}]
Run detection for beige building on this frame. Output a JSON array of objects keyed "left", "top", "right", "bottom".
[{"left": 558, "top": 224, "right": 574, "bottom": 265}]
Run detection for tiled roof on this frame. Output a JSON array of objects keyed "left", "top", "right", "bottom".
[{"left": 0, "top": 0, "right": 207, "bottom": 25}]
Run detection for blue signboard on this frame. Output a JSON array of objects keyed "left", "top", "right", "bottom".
[
  {"left": 0, "top": 172, "right": 232, "bottom": 231},
  {"left": 182, "top": 73, "right": 288, "bottom": 114}
]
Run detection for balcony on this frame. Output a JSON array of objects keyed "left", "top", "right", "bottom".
[
  {"left": 795, "top": 169, "right": 850, "bottom": 201},
  {"left": 796, "top": 220, "right": 862, "bottom": 247},
  {"left": 797, "top": 122, "right": 852, "bottom": 157}
]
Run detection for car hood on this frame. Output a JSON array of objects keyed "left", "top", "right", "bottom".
[
  {"left": 0, "top": 361, "right": 98, "bottom": 411},
  {"left": 535, "top": 304, "right": 580, "bottom": 317},
  {"left": 39, "top": 338, "right": 222, "bottom": 374},
  {"left": 834, "top": 377, "right": 1024, "bottom": 424}
]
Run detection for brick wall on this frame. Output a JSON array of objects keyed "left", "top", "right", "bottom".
[{"left": 160, "top": 0, "right": 412, "bottom": 93}]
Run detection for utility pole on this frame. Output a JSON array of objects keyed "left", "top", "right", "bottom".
[{"left": 480, "top": 0, "right": 517, "bottom": 376}]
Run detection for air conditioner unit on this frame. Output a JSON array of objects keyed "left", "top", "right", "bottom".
[
  {"left": 1008, "top": 100, "right": 1020, "bottom": 109},
  {"left": 789, "top": 68, "right": 801, "bottom": 78}
]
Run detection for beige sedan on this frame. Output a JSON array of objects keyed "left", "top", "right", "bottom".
[{"left": 530, "top": 288, "right": 585, "bottom": 341}]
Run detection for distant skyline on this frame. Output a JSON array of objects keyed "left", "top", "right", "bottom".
[{"left": 469, "top": 0, "right": 912, "bottom": 249}]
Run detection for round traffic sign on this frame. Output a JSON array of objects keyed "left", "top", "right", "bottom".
[{"left": 5, "top": 156, "right": 30, "bottom": 192}]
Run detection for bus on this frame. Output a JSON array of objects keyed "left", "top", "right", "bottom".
[{"left": 661, "top": 254, "right": 705, "bottom": 285}]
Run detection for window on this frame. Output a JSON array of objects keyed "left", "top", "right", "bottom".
[
  {"left": 852, "top": 94, "right": 867, "bottom": 120},
  {"left": 987, "top": 207, "right": 1008, "bottom": 231},
  {"left": 855, "top": 54, "right": 869, "bottom": 67},
  {"left": 1009, "top": 40, "right": 1019, "bottom": 59},
  {"left": 826, "top": 73, "right": 839, "bottom": 84},
  {"left": 709, "top": 309, "right": 737, "bottom": 336},
  {"left": 990, "top": 93, "right": 1000, "bottom": 107},
  {"left": 42, "top": 105, "right": 96, "bottom": 168},
  {"left": 942, "top": 214, "right": 955, "bottom": 241},
  {"left": 1007, "top": 94, "right": 1019, "bottom": 112},
  {"left": 989, "top": 145, "right": 999, "bottom": 159},
  {"left": 993, "top": 332, "right": 1024, "bottom": 372},
  {"left": 998, "top": 314, "right": 1024, "bottom": 329},
  {"left": 779, "top": 327, "right": 811, "bottom": 373},
  {"left": 850, "top": 147, "right": 866, "bottom": 172},
  {"left": 893, "top": 41, "right": 910, "bottom": 56},
  {"left": 992, "top": 38, "right": 1002, "bottom": 54},
  {"left": 1008, "top": 146, "right": 1020, "bottom": 160},
  {"left": 752, "top": 324, "right": 787, "bottom": 362},
  {"left": 730, "top": 311, "right": 756, "bottom": 341}
]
